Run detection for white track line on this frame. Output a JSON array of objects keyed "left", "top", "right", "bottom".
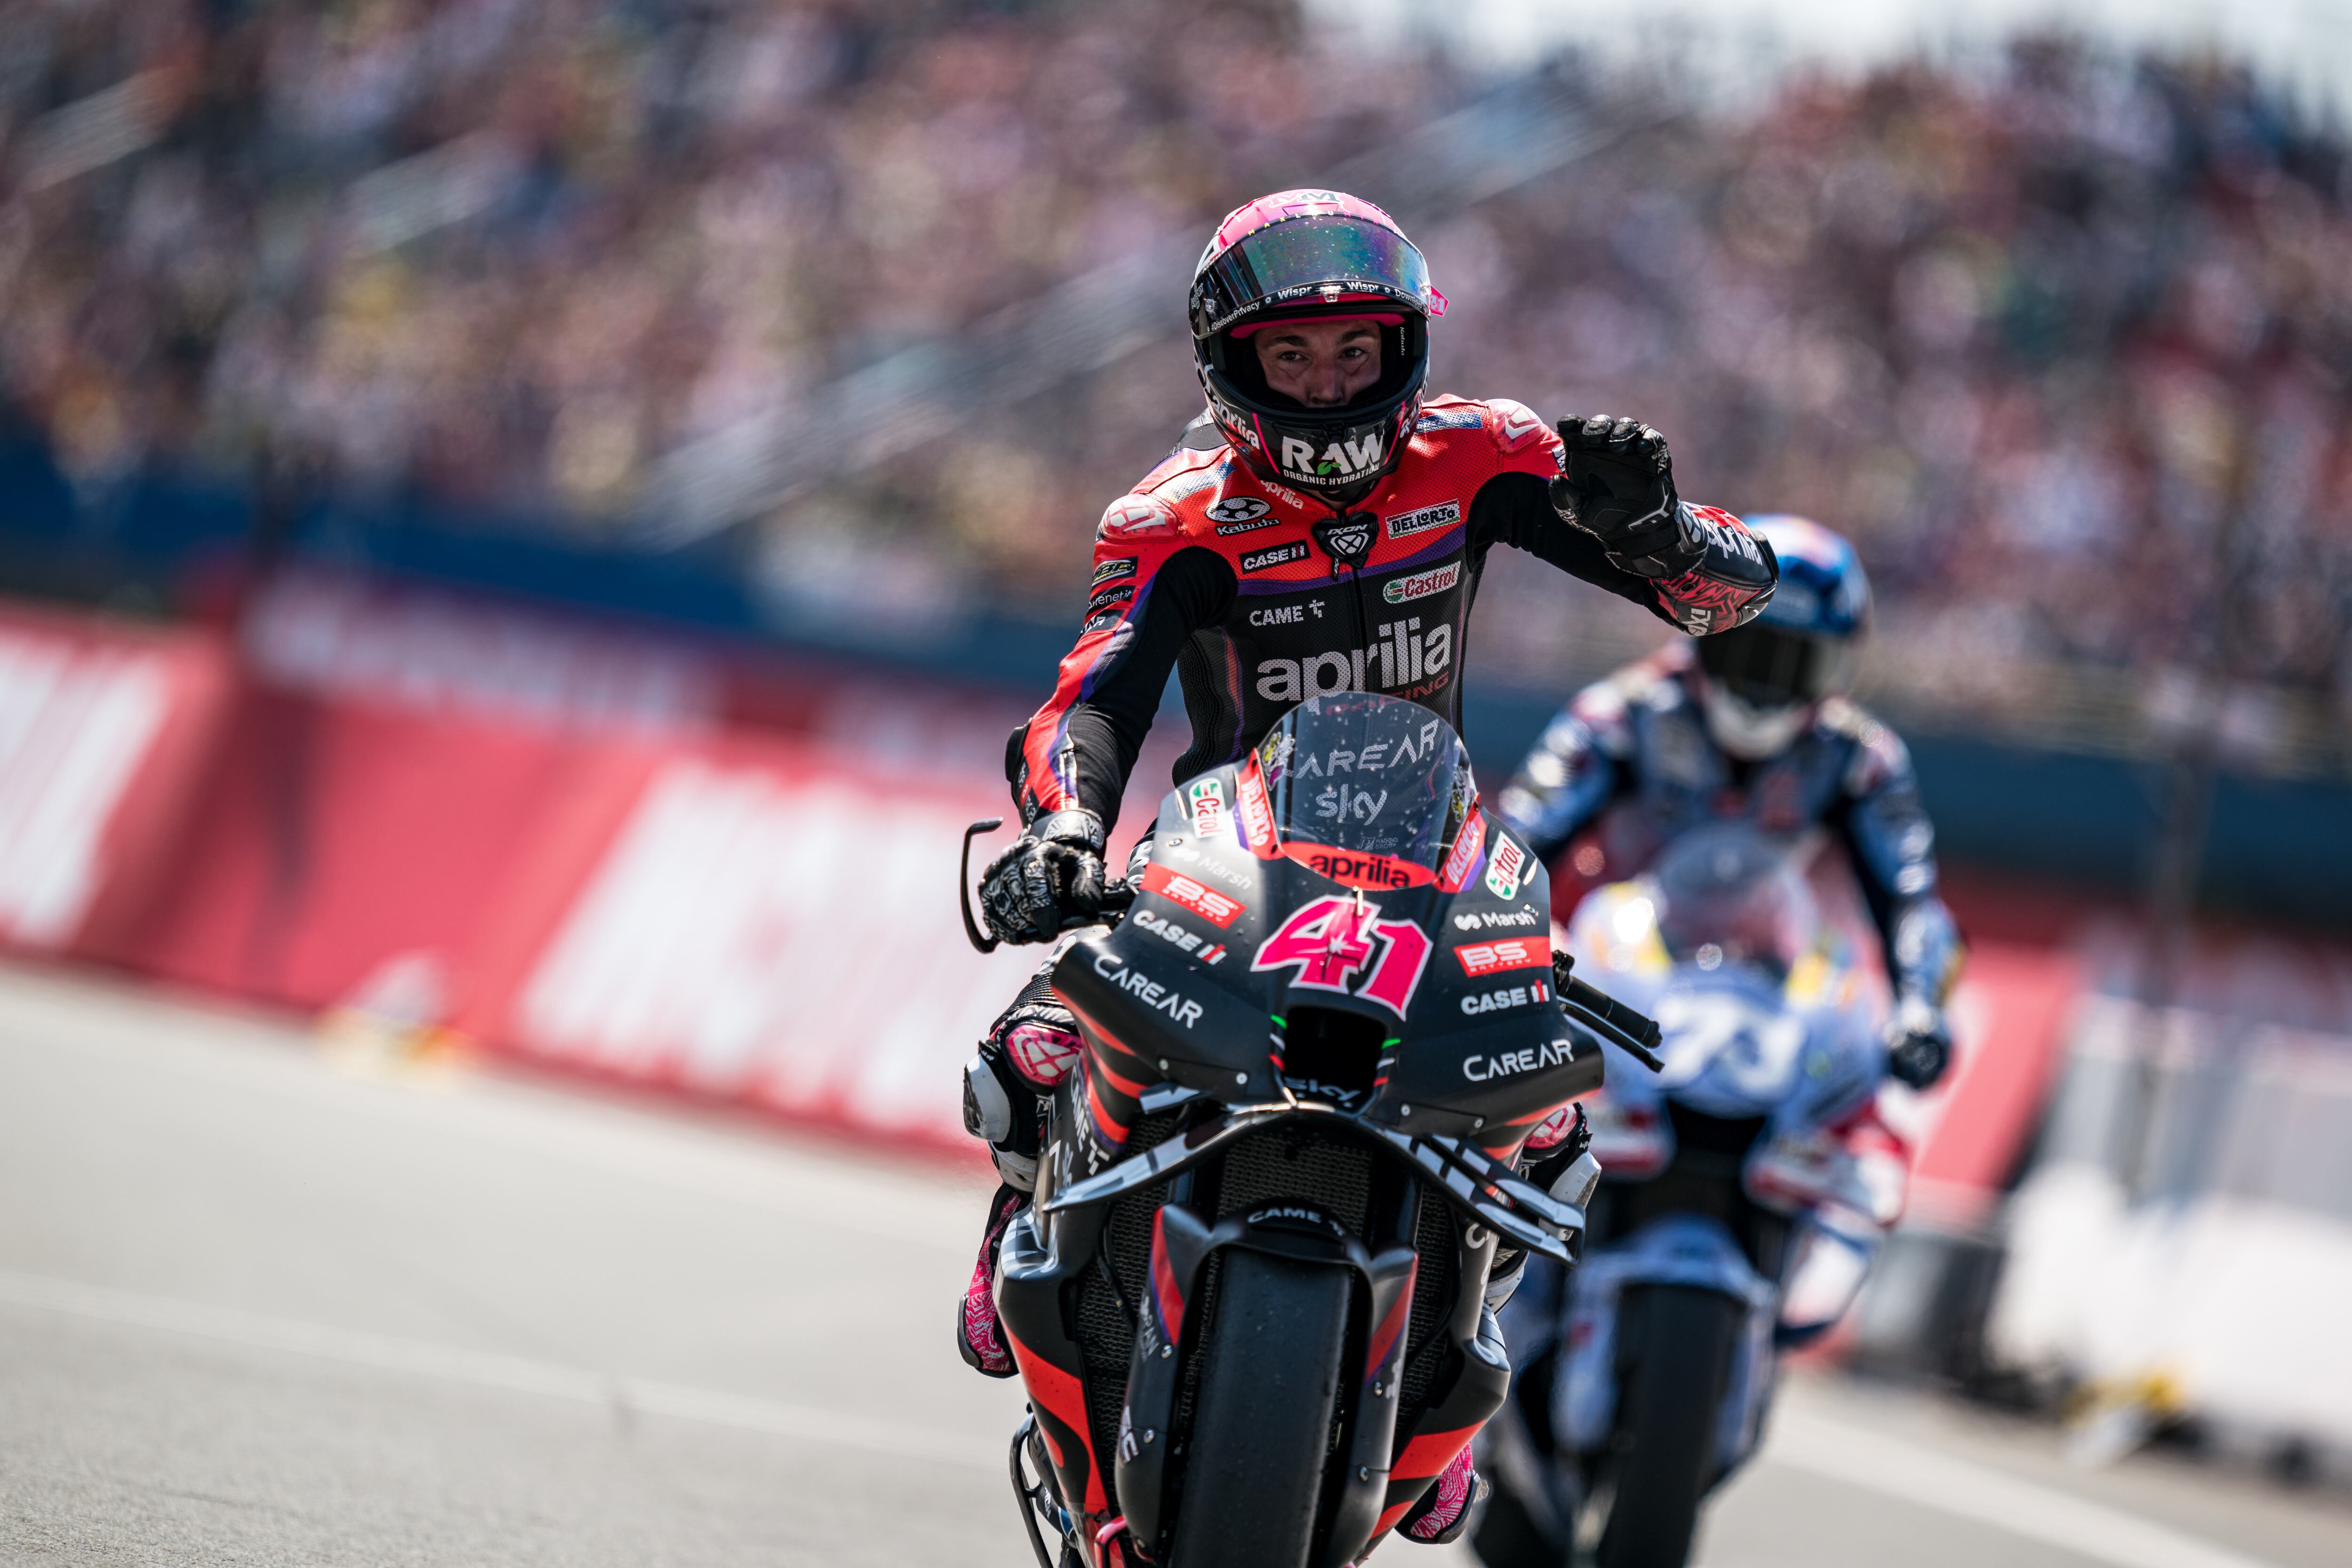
[
  {"left": 0, "top": 1264, "right": 2295, "bottom": 1568},
  {"left": 0, "top": 1267, "right": 996, "bottom": 1472},
  {"left": 1764, "top": 1405, "right": 2284, "bottom": 1568}
]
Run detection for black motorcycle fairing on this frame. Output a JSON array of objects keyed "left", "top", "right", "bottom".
[{"left": 1054, "top": 767, "right": 1595, "bottom": 1160}]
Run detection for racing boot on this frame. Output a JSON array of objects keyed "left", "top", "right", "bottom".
[
  {"left": 956, "top": 965, "right": 1085, "bottom": 1378},
  {"left": 1401, "top": 1445, "right": 1488, "bottom": 1544}
]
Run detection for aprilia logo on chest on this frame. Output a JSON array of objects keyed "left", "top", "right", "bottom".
[{"left": 1255, "top": 616, "right": 1453, "bottom": 702}]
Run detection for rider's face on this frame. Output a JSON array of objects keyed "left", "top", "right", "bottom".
[{"left": 1253, "top": 320, "right": 1383, "bottom": 408}]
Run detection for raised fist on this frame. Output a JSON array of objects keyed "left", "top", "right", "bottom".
[{"left": 1549, "top": 414, "right": 1689, "bottom": 573}]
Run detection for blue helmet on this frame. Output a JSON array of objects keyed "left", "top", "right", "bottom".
[
  {"left": 1745, "top": 515, "right": 1871, "bottom": 638},
  {"left": 1693, "top": 516, "right": 1869, "bottom": 758}
]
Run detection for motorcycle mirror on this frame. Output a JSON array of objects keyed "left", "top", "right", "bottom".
[{"left": 960, "top": 818, "right": 1006, "bottom": 955}]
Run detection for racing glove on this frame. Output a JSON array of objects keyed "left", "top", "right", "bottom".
[
  {"left": 1550, "top": 414, "right": 1692, "bottom": 576},
  {"left": 1886, "top": 995, "right": 1953, "bottom": 1090},
  {"left": 978, "top": 809, "right": 1106, "bottom": 946}
]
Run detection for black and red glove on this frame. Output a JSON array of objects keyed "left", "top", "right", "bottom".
[
  {"left": 1551, "top": 414, "right": 1690, "bottom": 575},
  {"left": 978, "top": 809, "right": 1106, "bottom": 946}
]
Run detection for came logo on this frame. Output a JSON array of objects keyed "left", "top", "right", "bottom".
[
  {"left": 1382, "top": 562, "right": 1461, "bottom": 605},
  {"left": 1385, "top": 500, "right": 1461, "bottom": 540},
  {"left": 1239, "top": 541, "right": 1310, "bottom": 574}
]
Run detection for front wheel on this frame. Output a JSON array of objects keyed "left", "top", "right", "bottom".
[
  {"left": 1594, "top": 1284, "right": 1745, "bottom": 1568},
  {"left": 1166, "top": 1249, "right": 1352, "bottom": 1568}
]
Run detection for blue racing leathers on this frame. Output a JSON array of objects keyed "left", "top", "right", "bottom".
[{"left": 1495, "top": 643, "right": 1962, "bottom": 1015}]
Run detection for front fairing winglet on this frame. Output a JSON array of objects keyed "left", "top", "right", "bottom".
[
  {"left": 1042, "top": 1102, "right": 1583, "bottom": 1266},
  {"left": 1042, "top": 1101, "right": 1312, "bottom": 1213}
]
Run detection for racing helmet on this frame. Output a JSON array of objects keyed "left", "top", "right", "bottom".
[
  {"left": 1692, "top": 515, "right": 1871, "bottom": 760},
  {"left": 1189, "top": 190, "right": 1445, "bottom": 504}
]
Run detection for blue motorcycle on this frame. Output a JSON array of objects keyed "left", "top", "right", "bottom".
[{"left": 1475, "top": 824, "right": 1908, "bottom": 1568}]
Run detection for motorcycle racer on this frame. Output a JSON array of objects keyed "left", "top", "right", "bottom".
[
  {"left": 1493, "top": 514, "right": 1963, "bottom": 1089},
  {"left": 957, "top": 189, "right": 1778, "bottom": 1544}
]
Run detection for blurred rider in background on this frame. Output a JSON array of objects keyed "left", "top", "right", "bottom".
[
  {"left": 1494, "top": 515, "right": 1963, "bottom": 1090},
  {"left": 953, "top": 188, "right": 1779, "bottom": 1546}
]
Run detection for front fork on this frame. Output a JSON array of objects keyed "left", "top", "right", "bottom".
[{"left": 996, "top": 1090, "right": 1517, "bottom": 1568}]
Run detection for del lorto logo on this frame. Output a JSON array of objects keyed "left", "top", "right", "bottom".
[{"left": 1386, "top": 500, "right": 1460, "bottom": 540}]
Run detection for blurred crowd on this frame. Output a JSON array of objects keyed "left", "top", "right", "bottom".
[{"left": 1, "top": 1, "right": 2348, "bottom": 737}]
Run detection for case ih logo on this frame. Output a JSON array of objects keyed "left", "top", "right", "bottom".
[
  {"left": 1139, "top": 862, "right": 1243, "bottom": 928},
  {"left": 1454, "top": 936, "right": 1548, "bottom": 978},
  {"left": 1251, "top": 895, "right": 1432, "bottom": 1019},
  {"left": 1239, "top": 541, "right": 1310, "bottom": 574}
]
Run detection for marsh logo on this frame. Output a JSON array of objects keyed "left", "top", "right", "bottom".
[
  {"left": 1385, "top": 501, "right": 1460, "bottom": 541},
  {"left": 1382, "top": 562, "right": 1460, "bottom": 605},
  {"left": 1277, "top": 430, "right": 1383, "bottom": 482},
  {"left": 1239, "top": 541, "right": 1310, "bottom": 574}
]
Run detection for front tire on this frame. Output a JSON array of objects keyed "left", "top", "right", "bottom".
[
  {"left": 1594, "top": 1284, "right": 1745, "bottom": 1568},
  {"left": 1167, "top": 1250, "right": 1352, "bottom": 1568}
]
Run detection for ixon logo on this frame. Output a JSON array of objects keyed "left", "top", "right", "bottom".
[{"left": 1278, "top": 431, "right": 1383, "bottom": 482}]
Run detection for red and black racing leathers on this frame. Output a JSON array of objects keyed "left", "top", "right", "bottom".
[{"left": 1008, "top": 398, "right": 1777, "bottom": 834}]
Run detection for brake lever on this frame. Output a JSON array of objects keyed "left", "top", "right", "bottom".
[
  {"left": 1552, "top": 950, "right": 1666, "bottom": 1073},
  {"left": 959, "top": 819, "right": 1005, "bottom": 954}
]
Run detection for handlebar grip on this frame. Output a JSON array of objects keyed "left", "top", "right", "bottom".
[{"left": 1056, "top": 880, "right": 1135, "bottom": 931}]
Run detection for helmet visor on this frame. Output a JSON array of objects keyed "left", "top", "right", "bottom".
[
  {"left": 1194, "top": 216, "right": 1431, "bottom": 336},
  {"left": 1696, "top": 623, "right": 1844, "bottom": 708}
]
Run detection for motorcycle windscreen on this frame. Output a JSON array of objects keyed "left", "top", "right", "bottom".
[{"left": 1254, "top": 692, "right": 1476, "bottom": 878}]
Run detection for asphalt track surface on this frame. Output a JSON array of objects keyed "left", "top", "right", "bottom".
[{"left": 2, "top": 963, "right": 2348, "bottom": 1568}]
